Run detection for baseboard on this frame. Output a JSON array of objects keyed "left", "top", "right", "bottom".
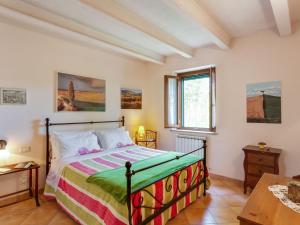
[
  {"left": 210, "top": 173, "right": 243, "bottom": 185},
  {"left": 0, "top": 188, "right": 44, "bottom": 208},
  {"left": 0, "top": 192, "right": 30, "bottom": 207}
]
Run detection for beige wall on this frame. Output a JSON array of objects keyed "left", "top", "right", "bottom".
[
  {"left": 145, "top": 24, "right": 300, "bottom": 180},
  {"left": 0, "top": 21, "right": 147, "bottom": 195}
]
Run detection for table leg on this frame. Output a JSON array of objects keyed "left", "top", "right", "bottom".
[
  {"left": 29, "top": 169, "right": 33, "bottom": 197},
  {"left": 35, "top": 168, "right": 40, "bottom": 206}
]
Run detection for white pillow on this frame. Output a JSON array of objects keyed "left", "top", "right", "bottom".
[
  {"left": 95, "top": 128, "right": 133, "bottom": 149},
  {"left": 51, "top": 130, "right": 101, "bottom": 160},
  {"left": 94, "top": 127, "right": 125, "bottom": 148}
]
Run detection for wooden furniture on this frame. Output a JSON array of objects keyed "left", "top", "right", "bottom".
[
  {"left": 0, "top": 162, "right": 40, "bottom": 207},
  {"left": 243, "top": 145, "right": 281, "bottom": 194},
  {"left": 135, "top": 130, "right": 157, "bottom": 149},
  {"left": 293, "top": 175, "right": 300, "bottom": 180},
  {"left": 237, "top": 173, "right": 300, "bottom": 225}
]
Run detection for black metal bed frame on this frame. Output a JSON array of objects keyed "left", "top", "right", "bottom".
[{"left": 45, "top": 117, "right": 207, "bottom": 225}]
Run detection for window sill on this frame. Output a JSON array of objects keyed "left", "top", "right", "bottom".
[{"left": 169, "top": 128, "right": 218, "bottom": 135}]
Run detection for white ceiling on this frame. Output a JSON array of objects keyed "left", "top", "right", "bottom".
[
  {"left": 23, "top": 0, "right": 176, "bottom": 55},
  {"left": 197, "top": 0, "right": 277, "bottom": 37},
  {"left": 0, "top": 0, "right": 298, "bottom": 63},
  {"left": 115, "top": 0, "right": 213, "bottom": 48}
]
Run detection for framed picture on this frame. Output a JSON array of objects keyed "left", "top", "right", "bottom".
[
  {"left": 121, "top": 88, "right": 142, "bottom": 109},
  {"left": 246, "top": 81, "right": 281, "bottom": 123},
  {"left": 1, "top": 88, "right": 27, "bottom": 105},
  {"left": 57, "top": 72, "right": 105, "bottom": 112}
]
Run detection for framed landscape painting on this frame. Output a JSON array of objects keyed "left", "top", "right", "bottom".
[
  {"left": 246, "top": 81, "right": 281, "bottom": 123},
  {"left": 57, "top": 72, "right": 105, "bottom": 112},
  {"left": 121, "top": 88, "right": 142, "bottom": 109}
]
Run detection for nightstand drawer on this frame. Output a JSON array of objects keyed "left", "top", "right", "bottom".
[
  {"left": 248, "top": 164, "right": 274, "bottom": 176},
  {"left": 248, "top": 153, "right": 274, "bottom": 167}
]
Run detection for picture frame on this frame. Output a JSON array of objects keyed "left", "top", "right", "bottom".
[
  {"left": 0, "top": 88, "right": 27, "bottom": 105},
  {"left": 246, "top": 81, "right": 281, "bottom": 123},
  {"left": 121, "top": 88, "right": 142, "bottom": 109},
  {"left": 57, "top": 72, "right": 106, "bottom": 112}
]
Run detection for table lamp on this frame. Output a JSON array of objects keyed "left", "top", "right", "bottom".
[
  {"left": 137, "top": 126, "right": 145, "bottom": 140},
  {"left": 0, "top": 140, "right": 10, "bottom": 158}
]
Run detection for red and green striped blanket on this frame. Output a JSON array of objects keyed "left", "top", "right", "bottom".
[{"left": 44, "top": 145, "right": 208, "bottom": 225}]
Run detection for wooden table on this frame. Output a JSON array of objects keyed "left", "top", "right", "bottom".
[
  {"left": 0, "top": 162, "right": 40, "bottom": 207},
  {"left": 237, "top": 173, "right": 300, "bottom": 225}
]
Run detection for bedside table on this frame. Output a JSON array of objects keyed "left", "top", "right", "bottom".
[
  {"left": 0, "top": 161, "right": 40, "bottom": 207},
  {"left": 135, "top": 130, "right": 157, "bottom": 149},
  {"left": 242, "top": 145, "right": 281, "bottom": 194}
]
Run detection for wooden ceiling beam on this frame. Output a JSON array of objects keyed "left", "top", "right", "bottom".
[
  {"left": 0, "top": 0, "right": 165, "bottom": 64},
  {"left": 81, "top": 0, "right": 193, "bottom": 58},
  {"left": 168, "top": 0, "right": 231, "bottom": 49},
  {"left": 269, "top": 0, "right": 292, "bottom": 36}
]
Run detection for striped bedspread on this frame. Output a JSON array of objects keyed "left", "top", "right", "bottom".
[{"left": 44, "top": 145, "right": 207, "bottom": 225}]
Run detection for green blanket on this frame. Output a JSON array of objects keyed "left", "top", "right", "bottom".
[{"left": 87, "top": 152, "right": 200, "bottom": 204}]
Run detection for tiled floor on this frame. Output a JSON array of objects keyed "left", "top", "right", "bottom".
[{"left": 0, "top": 176, "right": 248, "bottom": 225}]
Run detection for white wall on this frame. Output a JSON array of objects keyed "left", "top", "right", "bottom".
[
  {"left": 145, "top": 24, "right": 300, "bottom": 181},
  {"left": 0, "top": 21, "right": 148, "bottom": 195}
]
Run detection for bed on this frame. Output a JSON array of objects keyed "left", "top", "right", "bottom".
[{"left": 44, "top": 117, "right": 208, "bottom": 225}]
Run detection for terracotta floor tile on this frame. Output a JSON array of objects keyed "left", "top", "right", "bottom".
[
  {"left": 20, "top": 203, "right": 59, "bottom": 225},
  {"left": 184, "top": 208, "right": 216, "bottom": 224},
  {"left": 208, "top": 208, "right": 238, "bottom": 224},
  {"left": 167, "top": 213, "right": 189, "bottom": 225},
  {"left": 201, "top": 195, "right": 230, "bottom": 209},
  {"left": 0, "top": 213, "right": 32, "bottom": 225},
  {"left": 48, "top": 210, "right": 77, "bottom": 225},
  {"left": 223, "top": 194, "right": 247, "bottom": 207}
]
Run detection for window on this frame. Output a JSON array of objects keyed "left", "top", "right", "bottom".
[{"left": 164, "top": 66, "right": 216, "bottom": 132}]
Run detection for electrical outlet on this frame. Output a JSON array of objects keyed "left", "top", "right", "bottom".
[{"left": 20, "top": 146, "right": 31, "bottom": 153}]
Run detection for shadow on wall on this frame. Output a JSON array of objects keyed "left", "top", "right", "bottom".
[{"left": 31, "top": 119, "right": 47, "bottom": 183}]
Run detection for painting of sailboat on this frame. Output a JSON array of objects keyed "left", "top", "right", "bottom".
[
  {"left": 57, "top": 72, "right": 105, "bottom": 112},
  {"left": 246, "top": 81, "right": 281, "bottom": 123}
]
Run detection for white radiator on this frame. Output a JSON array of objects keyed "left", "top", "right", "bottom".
[{"left": 176, "top": 135, "right": 206, "bottom": 158}]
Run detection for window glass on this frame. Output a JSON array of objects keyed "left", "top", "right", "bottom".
[{"left": 182, "top": 75, "right": 210, "bottom": 128}]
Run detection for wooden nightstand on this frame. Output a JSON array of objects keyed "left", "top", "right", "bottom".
[
  {"left": 242, "top": 145, "right": 281, "bottom": 194},
  {"left": 0, "top": 161, "right": 40, "bottom": 207},
  {"left": 135, "top": 130, "right": 157, "bottom": 149}
]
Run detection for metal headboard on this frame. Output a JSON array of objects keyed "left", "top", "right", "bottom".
[{"left": 45, "top": 116, "right": 125, "bottom": 175}]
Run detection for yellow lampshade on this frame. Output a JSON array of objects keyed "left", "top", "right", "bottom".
[{"left": 137, "top": 126, "right": 145, "bottom": 139}]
